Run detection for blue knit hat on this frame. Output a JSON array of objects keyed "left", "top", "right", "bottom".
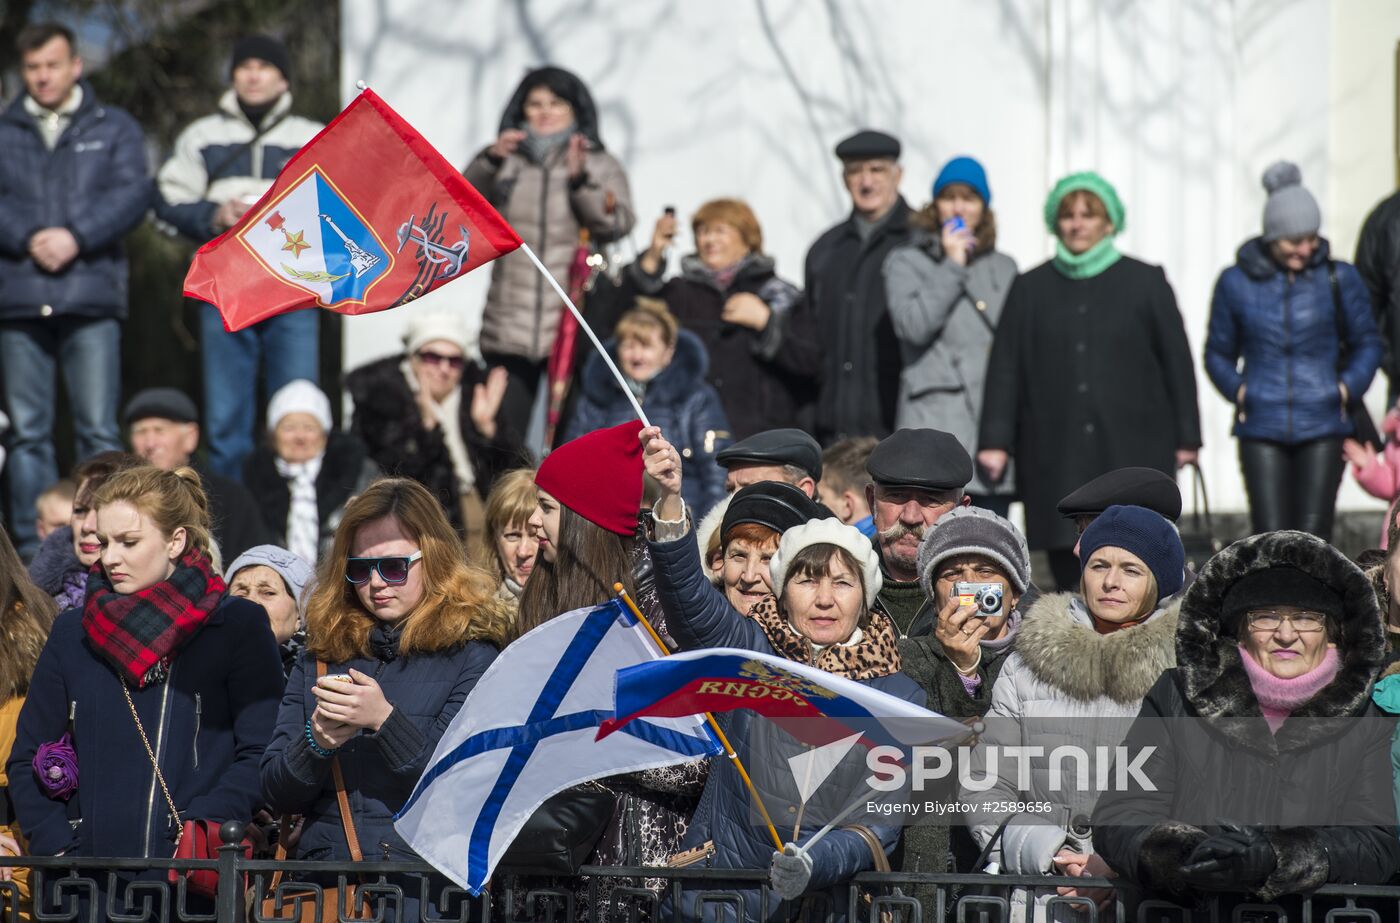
[
  {"left": 1079, "top": 504, "right": 1184, "bottom": 603},
  {"left": 933, "top": 156, "right": 991, "bottom": 206}
]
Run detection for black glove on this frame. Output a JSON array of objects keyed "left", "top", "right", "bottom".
[{"left": 1180, "top": 824, "right": 1276, "bottom": 892}]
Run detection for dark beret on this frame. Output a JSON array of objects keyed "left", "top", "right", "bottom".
[
  {"left": 1056, "top": 467, "right": 1182, "bottom": 522},
  {"left": 720, "top": 482, "right": 824, "bottom": 542},
  {"left": 715, "top": 429, "right": 822, "bottom": 480},
  {"left": 834, "top": 130, "right": 901, "bottom": 161},
  {"left": 124, "top": 388, "right": 199, "bottom": 426},
  {"left": 865, "top": 428, "right": 973, "bottom": 490}
]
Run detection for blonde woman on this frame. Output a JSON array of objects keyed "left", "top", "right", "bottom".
[{"left": 8, "top": 465, "right": 283, "bottom": 913}]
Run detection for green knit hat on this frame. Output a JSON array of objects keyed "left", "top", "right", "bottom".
[{"left": 1043, "top": 171, "right": 1126, "bottom": 235}]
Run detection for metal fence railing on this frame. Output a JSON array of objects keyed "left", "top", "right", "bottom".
[{"left": 1, "top": 830, "right": 1397, "bottom": 922}]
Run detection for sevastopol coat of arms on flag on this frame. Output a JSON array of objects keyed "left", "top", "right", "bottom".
[
  {"left": 185, "top": 88, "right": 521, "bottom": 332},
  {"left": 236, "top": 167, "right": 392, "bottom": 307}
]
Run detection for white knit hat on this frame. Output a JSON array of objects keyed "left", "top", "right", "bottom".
[
  {"left": 768, "top": 517, "right": 883, "bottom": 608},
  {"left": 403, "top": 311, "right": 470, "bottom": 356},
  {"left": 266, "top": 379, "right": 332, "bottom": 433}
]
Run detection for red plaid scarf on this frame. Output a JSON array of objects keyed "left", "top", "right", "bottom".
[{"left": 81, "top": 546, "right": 225, "bottom": 688}]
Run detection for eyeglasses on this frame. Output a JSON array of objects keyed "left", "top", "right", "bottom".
[
  {"left": 416, "top": 350, "right": 465, "bottom": 370},
  {"left": 1246, "top": 610, "right": 1327, "bottom": 633},
  {"left": 345, "top": 551, "right": 423, "bottom": 586}
]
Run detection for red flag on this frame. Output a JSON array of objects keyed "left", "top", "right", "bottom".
[{"left": 184, "top": 89, "right": 521, "bottom": 332}]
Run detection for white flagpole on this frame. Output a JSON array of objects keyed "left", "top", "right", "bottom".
[{"left": 519, "top": 242, "right": 651, "bottom": 429}]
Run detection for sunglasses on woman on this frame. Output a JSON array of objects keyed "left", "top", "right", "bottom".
[
  {"left": 417, "top": 350, "right": 466, "bottom": 370},
  {"left": 345, "top": 550, "right": 423, "bottom": 586}
]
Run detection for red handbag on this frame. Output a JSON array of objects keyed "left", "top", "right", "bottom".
[
  {"left": 120, "top": 682, "right": 253, "bottom": 899},
  {"left": 169, "top": 818, "right": 253, "bottom": 897}
]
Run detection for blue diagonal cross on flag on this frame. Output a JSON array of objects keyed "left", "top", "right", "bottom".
[{"left": 394, "top": 598, "right": 721, "bottom": 894}]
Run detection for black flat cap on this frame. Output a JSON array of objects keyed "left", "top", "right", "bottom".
[
  {"left": 834, "top": 130, "right": 901, "bottom": 161},
  {"left": 866, "top": 428, "right": 972, "bottom": 490},
  {"left": 1056, "top": 467, "right": 1182, "bottom": 522},
  {"left": 124, "top": 388, "right": 199, "bottom": 426},
  {"left": 716, "top": 429, "right": 822, "bottom": 480},
  {"left": 721, "top": 482, "right": 823, "bottom": 541}
]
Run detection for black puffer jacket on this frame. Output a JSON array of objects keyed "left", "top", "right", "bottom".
[
  {"left": 0, "top": 82, "right": 150, "bottom": 320},
  {"left": 1093, "top": 531, "right": 1400, "bottom": 903}
]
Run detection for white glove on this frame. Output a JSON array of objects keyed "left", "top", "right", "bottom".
[{"left": 769, "top": 843, "right": 814, "bottom": 900}]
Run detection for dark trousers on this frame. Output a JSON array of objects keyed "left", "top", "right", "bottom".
[
  {"left": 1238, "top": 437, "right": 1346, "bottom": 541},
  {"left": 482, "top": 351, "right": 544, "bottom": 446}
]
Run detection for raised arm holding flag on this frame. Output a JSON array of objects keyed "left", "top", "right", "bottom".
[
  {"left": 185, "top": 83, "right": 651, "bottom": 429},
  {"left": 637, "top": 426, "right": 935, "bottom": 920}
]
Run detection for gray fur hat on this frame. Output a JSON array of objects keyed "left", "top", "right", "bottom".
[{"left": 917, "top": 506, "right": 1031, "bottom": 599}]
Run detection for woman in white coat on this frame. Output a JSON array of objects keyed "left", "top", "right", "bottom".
[{"left": 967, "top": 505, "right": 1184, "bottom": 918}]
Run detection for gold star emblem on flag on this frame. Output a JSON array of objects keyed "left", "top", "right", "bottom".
[{"left": 281, "top": 228, "right": 310, "bottom": 259}]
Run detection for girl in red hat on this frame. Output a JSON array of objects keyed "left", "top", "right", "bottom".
[{"left": 510, "top": 419, "right": 706, "bottom": 917}]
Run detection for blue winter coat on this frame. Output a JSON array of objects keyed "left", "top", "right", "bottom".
[
  {"left": 1205, "top": 238, "right": 1383, "bottom": 443},
  {"left": 6, "top": 598, "right": 283, "bottom": 860},
  {"left": 648, "top": 528, "right": 925, "bottom": 922},
  {"left": 259, "top": 632, "right": 502, "bottom": 862},
  {"left": 564, "top": 329, "right": 732, "bottom": 516},
  {"left": 0, "top": 82, "right": 151, "bottom": 321}
]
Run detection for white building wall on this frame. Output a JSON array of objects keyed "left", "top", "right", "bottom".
[{"left": 341, "top": 0, "right": 1400, "bottom": 517}]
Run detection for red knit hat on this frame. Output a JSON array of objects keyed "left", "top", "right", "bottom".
[{"left": 535, "top": 419, "right": 645, "bottom": 536}]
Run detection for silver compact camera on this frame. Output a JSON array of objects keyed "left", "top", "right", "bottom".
[{"left": 954, "top": 581, "right": 1004, "bottom": 616}]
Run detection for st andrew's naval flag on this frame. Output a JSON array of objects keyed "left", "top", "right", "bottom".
[
  {"left": 185, "top": 88, "right": 520, "bottom": 331},
  {"left": 599, "top": 648, "right": 967, "bottom": 751},
  {"left": 394, "top": 599, "right": 721, "bottom": 895}
]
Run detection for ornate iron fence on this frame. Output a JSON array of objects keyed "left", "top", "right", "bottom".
[{"left": 0, "top": 825, "right": 1396, "bottom": 922}]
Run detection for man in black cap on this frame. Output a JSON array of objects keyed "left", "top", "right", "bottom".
[
  {"left": 864, "top": 428, "right": 973, "bottom": 633},
  {"left": 125, "top": 388, "right": 270, "bottom": 562},
  {"left": 803, "top": 129, "right": 912, "bottom": 445},
  {"left": 715, "top": 428, "right": 822, "bottom": 498},
  {"left": 1052, "top": 466, "right": 1183, "bottom": 589},
  {"left": 155, "top": 35, "right": 325, "bottom": 483},
  {"left": 708, "top": 481, "right": 823, "bottom": 612}
]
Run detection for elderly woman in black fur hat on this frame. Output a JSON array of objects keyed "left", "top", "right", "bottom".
[{"left": 1093, "top": 531, "right": 1400, "bottom": 905}]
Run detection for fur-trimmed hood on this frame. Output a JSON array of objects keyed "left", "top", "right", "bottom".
[
  {"left": 1015, "top": 592, "right": 1180, "bottom": 705},
  {"left": 1177, "top": 531, "right": 1385, "bottom": 741}
]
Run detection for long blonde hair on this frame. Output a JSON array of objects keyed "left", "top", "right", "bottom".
[
  {"left": 305, "top": 478, "right": 512, "bottom": 662},
  {"left": 93, "top": 465, "right": 218, "bottom": 570}
]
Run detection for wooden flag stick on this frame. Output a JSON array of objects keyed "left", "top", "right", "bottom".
[
  {"left": 613, "top": 584, "right": 785, "bottom": 852},
  {"left": 521, "top": 243, "right": 651, "bottom": 428}
]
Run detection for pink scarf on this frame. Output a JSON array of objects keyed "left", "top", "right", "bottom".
[{"left": 1237, "top": 645, "right": 1341, "bottom": 733}]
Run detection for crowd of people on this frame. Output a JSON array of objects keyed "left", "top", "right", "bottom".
[{"left": 8, "top": 19, "right": 1400, "bottom": 923}]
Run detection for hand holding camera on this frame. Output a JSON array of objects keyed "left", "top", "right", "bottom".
[{"left": 935, "top": 581, "right": 1002, "bottom": 674}]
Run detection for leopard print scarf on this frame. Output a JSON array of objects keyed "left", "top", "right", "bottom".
[{"left": 748, "top": 595, "right": 902, "bottom": 680}]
